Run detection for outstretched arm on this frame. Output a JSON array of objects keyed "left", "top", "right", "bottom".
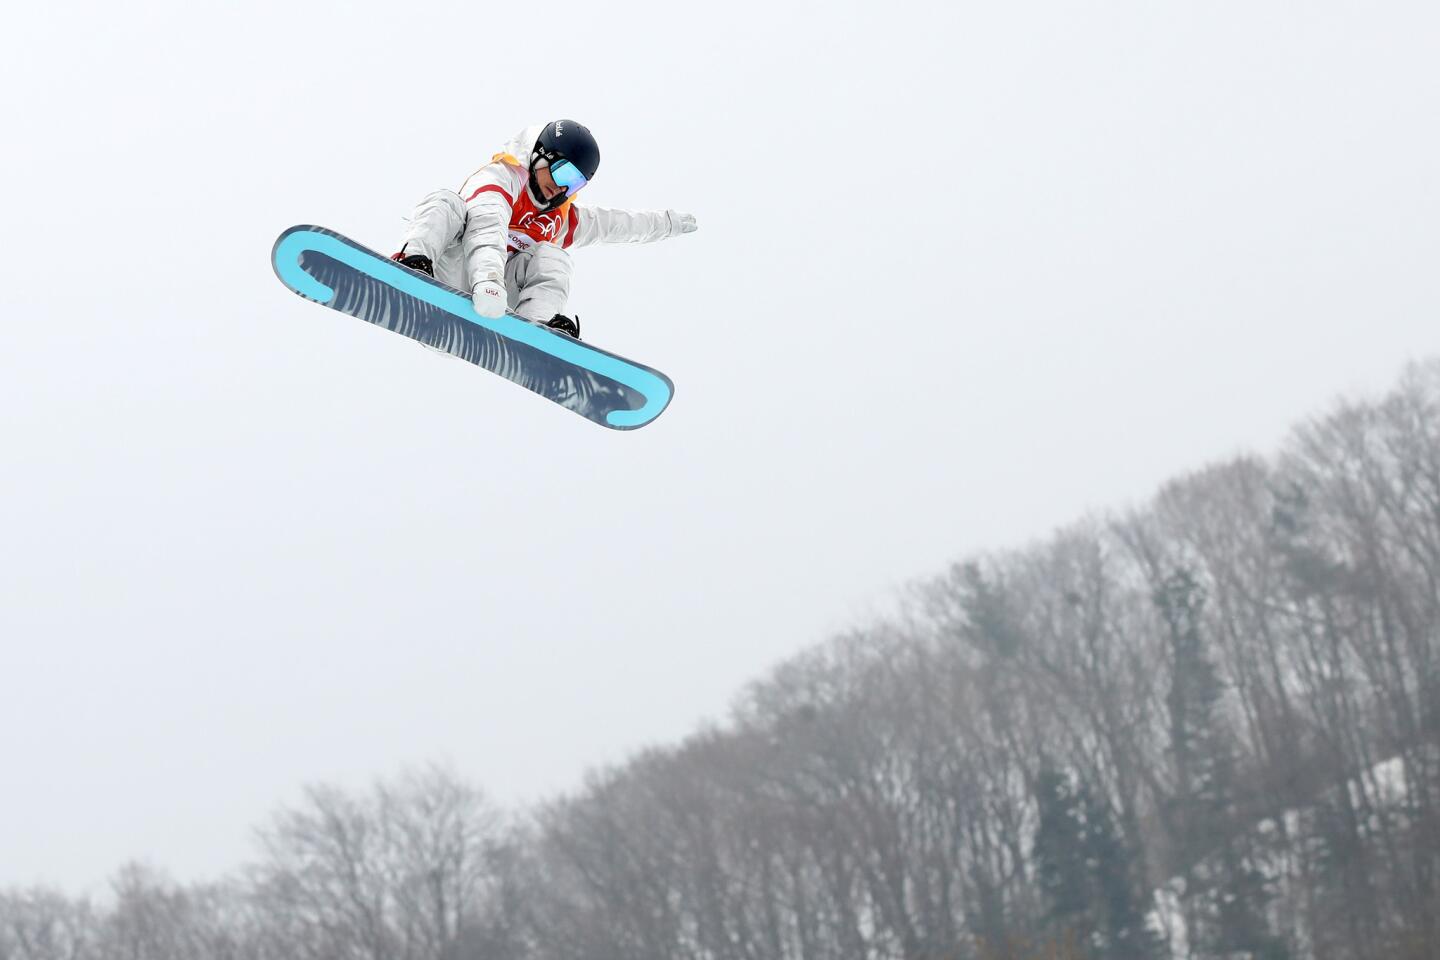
[{"left": 569, "top": 206, "right": 697, "bottom": 248}]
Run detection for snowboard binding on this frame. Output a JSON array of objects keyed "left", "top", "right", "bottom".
[
  {"left": 546, "top": 314, "right": 581, "bottom": 339},
  {"left": 389, "top": 248, "right": 435, "bottom": 278}
]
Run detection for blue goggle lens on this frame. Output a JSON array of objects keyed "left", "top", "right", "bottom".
[{"left": 549, "top": 159, "right": 589, "bottom": 196}]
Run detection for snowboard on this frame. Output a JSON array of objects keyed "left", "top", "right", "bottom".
[{"left": 271, "top": 225, "right": 674, "bottom": 430}]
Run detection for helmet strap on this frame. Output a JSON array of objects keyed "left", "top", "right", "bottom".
[{"left": 528, "top": 143, "right": 568, "bottom": 213}]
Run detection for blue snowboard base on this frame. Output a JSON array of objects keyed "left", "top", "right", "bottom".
[{"left": 271, "top": 225, "right": 674, "bottom": 430}]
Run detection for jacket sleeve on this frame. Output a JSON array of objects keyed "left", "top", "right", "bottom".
[
  {"left": 568, "top": 206, "right": 689, "bottom": 249},
  {"left": 457, "top": 162, "right": 523, "bottom": 289}
]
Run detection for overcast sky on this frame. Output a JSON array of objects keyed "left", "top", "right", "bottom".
[{"left": 1, "top": 0, "right": 1437, "bottom": 892}]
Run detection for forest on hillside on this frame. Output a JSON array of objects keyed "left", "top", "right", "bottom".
[{"left": 6, "top": 364, "right": 1440, "bottom": 960}]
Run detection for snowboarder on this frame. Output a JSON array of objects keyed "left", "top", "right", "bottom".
[{"left": 390, "top": 120, "right": 697, "bottom": 340}]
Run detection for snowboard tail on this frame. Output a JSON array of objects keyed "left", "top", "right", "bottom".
[{"left": 271, "top": 225, "right": 673, "bottom": 430}]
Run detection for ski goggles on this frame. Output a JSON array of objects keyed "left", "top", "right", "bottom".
[{"left": 549, "top": 159, "right": 589, "bottom": 197}]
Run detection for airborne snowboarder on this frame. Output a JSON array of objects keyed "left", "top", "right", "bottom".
[{"left": 389, "top": 120, "right": 698, "bottom": 341}]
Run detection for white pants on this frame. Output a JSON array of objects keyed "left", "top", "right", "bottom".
[{"left": 396, "top": 189, "right": 574, "bottom": 323}]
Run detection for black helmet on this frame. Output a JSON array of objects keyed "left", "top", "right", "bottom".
[{"left": 529, "top": 119, "right": 600, "bottom": 211}]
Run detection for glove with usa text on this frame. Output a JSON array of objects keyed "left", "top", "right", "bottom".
[{"left": 472, "top": 279, "right": 507, "bottom": 319}]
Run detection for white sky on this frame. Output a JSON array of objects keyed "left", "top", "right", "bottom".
[{"left": 1, "top": 0, "right": 1437, "bottom": 892}]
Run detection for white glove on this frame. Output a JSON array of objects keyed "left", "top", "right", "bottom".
[
  {"left": 471, "top": 280, "right": 507, "bottom": 319},
  {"left": 667, "top": 210, "right": 698, "bottom": 236}
]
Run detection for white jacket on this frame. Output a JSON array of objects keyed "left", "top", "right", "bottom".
[{"left": 456, "top": 125, "right": 689, "bottom": 291}]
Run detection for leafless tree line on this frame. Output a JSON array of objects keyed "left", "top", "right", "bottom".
[{"left": 8, "top": 364, "right": 1440, "bottom": 960}]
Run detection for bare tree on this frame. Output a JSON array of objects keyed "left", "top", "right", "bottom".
[
  {"left": 251, "top": 765, "right": 503, "bottom": 960},
  {"left": 0, "top": 888, "right": 97, "bottom": 960}
]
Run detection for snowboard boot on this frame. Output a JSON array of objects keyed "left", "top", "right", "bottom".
[
  {"left": 545, "top": 314, "right": 581, "bottom": 339},
  {"left": 389, "top": 247, "right": 435, "bottom": 278}
]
